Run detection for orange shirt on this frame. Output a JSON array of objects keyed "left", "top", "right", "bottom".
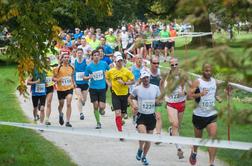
[
  {"left": 169, "top": 29, "right": 177, "bottom": 42},
  {"left": 53, "top": 65, "right": 74, "bottom": 91}
]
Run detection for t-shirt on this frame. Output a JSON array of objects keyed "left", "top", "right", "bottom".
[
  {"left": 159, "top": 30, "right": 170, "bottom": 42},
  {"left": 85, "top": 61, "right": 110, "bottom": 89},
  {"left": 53, "top": 65, "right": 74, "bottom": 91},
  {"left": 106, "top": 67, "right": 134, "bottom": 95},
  {"left": 131, "top": 84, "right": 160, "bottom": 114},
  {"left": 74, "top": 58, "right": 88, "bottom": 85}
]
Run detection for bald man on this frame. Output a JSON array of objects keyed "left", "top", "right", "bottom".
[{"left": 189, "top": 63, "right": 221, "bottom": 166}]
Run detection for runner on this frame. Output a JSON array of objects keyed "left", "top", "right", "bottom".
[
  {"left": 162, "top": 58, "right": 190, "bottom": 158},
  {"left": 128, "top": 70, "right": 161, "bottom": 165},
  {"left": 53, "top": 53, "right": 75, "bottom": 127},
  {"left": 44, "top": 57, "right": 56, "bottom": 125},
  {"left": 106, "top": 55, "right": 134, "bottom": 139},
  {"left": 189, "top": 63, "right": 222, "bottom": 166},
  {"left": 74, "top": 48, "right": 89, "bottom": 120},
  {"left": 27, "top": 68, "right": 47, "bottom": 124},
  {"left": 148, "top": 57, "right": 164, "bottom": 144},
  {"left": 158, "top": 25, "right": 170, "bottom": 62},
  {"left": 84, "top": 50, "right": 110, "bottom": 129}
]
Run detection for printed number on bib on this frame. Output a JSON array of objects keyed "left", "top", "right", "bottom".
[
  {"left": 202, "top": 100, "right": 215, "bottom": 110},
  {"left": 35, "top": 84, "right": 46, "bottom": 93},
  {"left": 76, "top": 72, "right": 84, "bottom": 81},
  {"left": 141, "top": 100, "right": 155, "bottom": 114},
  {"left": 46, "top": 77, "right": 52, "bottom": 83},
  {"left": 92, "top": 71, "right": 103, "bottom": 81},
  {"left": 61, "top": 76, "right": 72, "bottom": 86}
]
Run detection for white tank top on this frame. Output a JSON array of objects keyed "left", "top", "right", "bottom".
[
  {"left": 193, "top": 77, "right": 217, "bottom": 117},
  {"left": 165, "top": 76, "right": 187, "bottom": 103}
]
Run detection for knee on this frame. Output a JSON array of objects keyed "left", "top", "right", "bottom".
[
  {"left": 171, "top": 121, "right": 179, "bottom": 128},
  {"left": 66, "top": 103, "right": 71, "bottom": 108}
]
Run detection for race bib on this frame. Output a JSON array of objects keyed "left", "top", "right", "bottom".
[
  {"left": 140, "top": 100, "right": 155, "bottom": 114},
  {"left": 92, "top": 70, "right": 104, "bottom": 81},
  {"left": 46, "top": 77, "right": 53, "bottom": 83},
  {"left": 169, "top": 93, "right": 179, "bottom": 100},
  {"left": 35, "top": 83, "right": 46, "bottom": 93},
  {"left": 61, "top": 76, "right": 72, "bottom": 86},
  {"left": 76, "top": 72, "right": 84, "bottom": 81},
  {"left": 201, "top": 100, "right": 215, "bottom": 110}
]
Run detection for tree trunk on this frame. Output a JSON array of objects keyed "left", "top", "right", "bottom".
[{"left": 190, "top": 16, "right": 213, "bottom": 47}]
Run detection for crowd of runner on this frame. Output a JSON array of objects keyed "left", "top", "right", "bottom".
[{"left": 27, "top": 21, "right": 221, "bottom": 166}]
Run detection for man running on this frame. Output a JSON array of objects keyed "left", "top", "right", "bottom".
[
  {"left": 84, "top": 50, "right": 110, "bottom": 129},
  {"left": 148, "top": 57, "right": 164, "bottom": 145},
  {"left": 128, "top": 70, "right": 161, "bottom": 165},
  {"left": 74, "top": 48, "right": 89, "bottom": 120},
  {"left": 106, "top": 55, "right": 134, "bottom": 139},
  {"left": 189, "top": 63, "right": 221, "bottom": 166},
  {"left": 53, "top": 53, "right": 75, "bottom": 127}
]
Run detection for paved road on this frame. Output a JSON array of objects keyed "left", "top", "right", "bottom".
[{"left": 18, "top": 92, "right": 227, "bottom": 166}]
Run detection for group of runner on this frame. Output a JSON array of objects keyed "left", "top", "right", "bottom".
[{"left": 27, "top": 24, "right": 221, "bottom": 166}]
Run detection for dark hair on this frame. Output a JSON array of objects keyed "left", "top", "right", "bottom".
[
  {"left": 92, "top": 50, "right": 99, "bottom": 56},
  {"left": 97, "top": 46, "right": 104, "bottom": 51},
  {"left": 77, "top": 48, "right": 83, "bottom": 52}
]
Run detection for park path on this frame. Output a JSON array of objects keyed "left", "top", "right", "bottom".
[{"left": 18, "top": 92, "right": 227, "bottom": 166}]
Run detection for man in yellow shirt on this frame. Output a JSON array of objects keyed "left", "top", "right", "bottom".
[{"left": 106, "top": 55, "right": 134, "bottom": 139}]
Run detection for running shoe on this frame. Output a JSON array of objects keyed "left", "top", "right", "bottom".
[
  {"left": 141, "top": 156, "right": 149, "bottom": 165},
  {"left": 95, "top": 122, "right": 101, "bottom": 129},
  {"left": 136, "top": 149, "right": 143, "bottom": 161},
  {"left": 132, "top": 115, "right": 137, "bottom": 125},
  {"left": 65, "top": 122, "right": 72, "bottom": 127},
  {"left": 45, "top": 121, "right": 51, "bottom": 125},
  {"left": 59, "top": 113, "right": 64, "bottom": 125},
  {"left": 168, "top": 126, "right": 172, "bottom": 136},
  {"left": 123, "top": 113, "right": 128, "bottom": 119},
  {"left": 189, "top": 151, "right": 197, "bottom": 165},
  {"left": 119, "top": 138, "right": 125, "bottom": 142},
  {"left": 80, "top": 113, "right": 84, "bottom": 120},
  {"left": 177, "top": 148, "right": 184, "bottom": 159},
  {"left": 99, "top": 109, "right": 105, "bottom": 115}
]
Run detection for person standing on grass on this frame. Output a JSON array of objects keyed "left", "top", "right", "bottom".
[
  {"left": 106, "top": 55, "right": 134, "bottom": 140},
  {"left": 84, "top": 50, "right": 110, "bottom": 129},
  {"left": 128, "top": 70, "right": 161, "bottom": 166},
  {"left": 53, "top": 53, "right": 75, "bottom": 127},
  {"left": 74, "top": 48, "right": 89, "bottom": 120},
  {"left": 27, "top": 68, "right": 47, "bottom": 124},
  {"left": 189, "top": 63, "right": 222, "bottom": 166}
]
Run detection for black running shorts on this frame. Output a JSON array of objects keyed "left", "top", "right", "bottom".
[
  {"left": 136, "top": 113, "right": 156, "bottom": 131},
  {"left": 192, "top": 114, "right": 217, "bottom": 130}
]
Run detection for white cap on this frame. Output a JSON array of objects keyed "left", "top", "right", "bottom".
[
  {"left": 140, "top": 70, "right": 150, "bottom": 79},
  {"left": 115, "top": 56, "right": 123, "bottom": 62},
  {"left": 121, "top": 26, "right": 126, "bottom": 31},
  {"left": 109, "top": 28, "right": 113, "bottom": 32},
  {"left": 114, "top": 51, "right": 122, "bottom": 57}
]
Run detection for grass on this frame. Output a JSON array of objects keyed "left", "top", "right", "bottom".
[
  {"left": 105, "top": 31, "right": 252, "bottom": 166},
  {"left": 0, "top": 65, "right": 76, "bottom": 166}
]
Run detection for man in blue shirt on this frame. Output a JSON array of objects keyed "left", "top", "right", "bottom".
[{"left": 84, "top": 50, "right": 110, "bottom": 129}]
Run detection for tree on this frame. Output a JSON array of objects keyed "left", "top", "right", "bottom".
[{"left": 0, "top": 0, "right": 112, "bottom": 96}]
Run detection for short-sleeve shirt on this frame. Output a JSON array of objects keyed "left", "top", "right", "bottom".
[{"left": 85, "top": 61, "right": 110, "bottom": 89}]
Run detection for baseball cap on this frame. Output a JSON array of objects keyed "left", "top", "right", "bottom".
[
  {"left": 121, "top": 26, "right": 126, "bottom": 31},
  {"left": 140, "top": 70, "right": 150, "bottom": 79},
  {"left": 114, "top": 51, "right": 122, "bottom": 57},
  {"left": 115, "top": 56, "right": 123, "bottom": 62}
]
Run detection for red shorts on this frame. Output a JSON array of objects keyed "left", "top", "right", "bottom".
[{"left": 167, "top": 101, "right": 186, "bottom": 113}]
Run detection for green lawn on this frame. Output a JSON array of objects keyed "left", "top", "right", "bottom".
[{"left": 0, "top": 65, "right": 76, "bottom": 166}]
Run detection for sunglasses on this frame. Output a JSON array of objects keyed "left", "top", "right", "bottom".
[
  {"left": 171, "top": 63, "right": 178, "bottom": 67},
  {"left": 152, "top": 62, "right": 159, "bottom": 65}
]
